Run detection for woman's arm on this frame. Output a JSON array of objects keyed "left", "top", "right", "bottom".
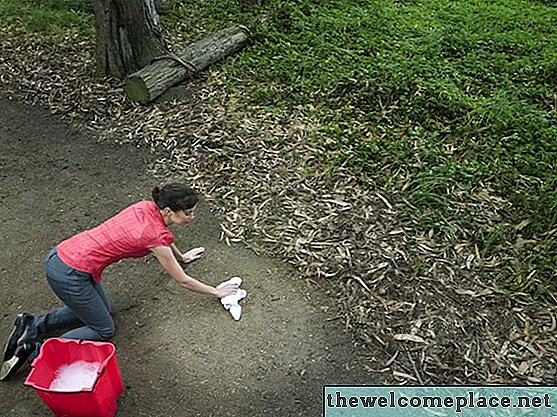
[
  {"left": 170, "top": 243, "right": 183, "bottom": 259},
  {"left": 150, "top": 246, "right": 237, "bottom": 297}
]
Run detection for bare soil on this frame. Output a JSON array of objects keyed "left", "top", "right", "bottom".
[{"left": 0, "top": 97, "right": 373, "bottom": 417}]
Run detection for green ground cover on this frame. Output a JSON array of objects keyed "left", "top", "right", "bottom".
[
  {"left": 0, "top": 0, "right": 91, "bottom": 40},
  {"left": 2, "top": 0, "right": 556, "bottom": 293}
]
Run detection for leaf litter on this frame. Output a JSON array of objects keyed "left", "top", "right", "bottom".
[{"left": 0, "top": 35, "right": 555, "bottom": 385}]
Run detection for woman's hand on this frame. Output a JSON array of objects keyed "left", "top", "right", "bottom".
[
  {"left": 181, "top": 247, "right": 205, "bottom": 264},
  {"left": 216, "top": 283, "right": 239, "bottom": 298}
]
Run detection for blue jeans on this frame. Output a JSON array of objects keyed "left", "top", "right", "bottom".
[{"left": 26, "top": 248, "right": 115, "bottom": 343}]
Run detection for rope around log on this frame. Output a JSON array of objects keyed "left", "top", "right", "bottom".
[
  {"left": 150, "top": 53, "right": 197, "bottom": 72},
  {"left": 237, "top": 24, "right": 254, "bottom": 39}
]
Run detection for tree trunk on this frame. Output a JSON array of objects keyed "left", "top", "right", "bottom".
[
  {"left": 124, "top": 25, "right": 251, "bottom": 104},
  {"left": 80, "top": 0, "right": 175, "bottom": 15},
  {"left": 92, "top": 0, "right": 168, "bottom": 79}
]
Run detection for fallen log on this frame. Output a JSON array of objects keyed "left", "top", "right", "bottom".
[{"left": 124, "top": 25, "right": 251, "bottom": 104}]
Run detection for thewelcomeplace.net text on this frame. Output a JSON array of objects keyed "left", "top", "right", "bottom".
[{"left": 326, "top": 390, "right": 552, "bottom": 414}]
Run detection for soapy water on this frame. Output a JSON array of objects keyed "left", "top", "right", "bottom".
[{"left": 49, "top": 360, "right": 102, "bottom": 392}]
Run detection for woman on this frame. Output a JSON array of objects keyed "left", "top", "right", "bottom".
[{"left": 1, "top": 183, "right": 238, "bottom": 380}]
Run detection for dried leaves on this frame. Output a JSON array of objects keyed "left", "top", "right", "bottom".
[{"left": 1, "top": 35, "right": 556, "bottom": 385}]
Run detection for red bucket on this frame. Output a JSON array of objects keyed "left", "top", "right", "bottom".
[{"left": 24, "top": 338, "right": 124, "bottom": 417}]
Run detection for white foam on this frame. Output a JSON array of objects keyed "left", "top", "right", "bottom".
[{"left": 49, "top": 360, "right": 102, "bottom": 392}]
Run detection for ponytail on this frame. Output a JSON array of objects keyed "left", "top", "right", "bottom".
[{"left": 151, "top": 186, "right": 162, "bottom": 202}]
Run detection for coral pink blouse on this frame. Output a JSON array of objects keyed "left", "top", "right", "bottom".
[{"left": 57, "top": 200, "right": 174, "bottom": 283}]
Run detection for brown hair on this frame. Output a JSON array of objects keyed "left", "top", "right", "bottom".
[{"left": 152, "top": 183, "right": 199, "bottom": 211}]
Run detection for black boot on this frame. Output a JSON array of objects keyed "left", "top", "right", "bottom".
[
  {"left": 0, "top": 341, "right": 37, "bottom": 381},
  {"left": 2, "top": 313, "right": 34, "bottom": 362}
]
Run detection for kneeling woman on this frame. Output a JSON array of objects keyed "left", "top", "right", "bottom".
[{"left": 1, "top": 183, "right": 238, "bottom": 380}]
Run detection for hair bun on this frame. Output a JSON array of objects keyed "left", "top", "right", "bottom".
[{"left": 152, "top": 183, "right": 199, "bottom": 210}]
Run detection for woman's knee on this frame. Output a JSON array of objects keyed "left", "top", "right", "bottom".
[{"left": 97, "top": 321, "right": 116, "bottom": 340}]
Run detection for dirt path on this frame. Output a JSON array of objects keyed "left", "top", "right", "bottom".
[{"left": 0, "top": 97, "right": 372, "bottom": 416}]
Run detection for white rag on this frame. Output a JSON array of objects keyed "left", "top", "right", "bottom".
[{"left": 216, "top": 276, "right": 247, "bottom": 320}]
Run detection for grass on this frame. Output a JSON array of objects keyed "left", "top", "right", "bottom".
[
  {"left": 0, "top": 0, "right": 92, "bottom": 42},
  {"left": 1, "top": 0, "right": 556, "bottom": 294}
]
